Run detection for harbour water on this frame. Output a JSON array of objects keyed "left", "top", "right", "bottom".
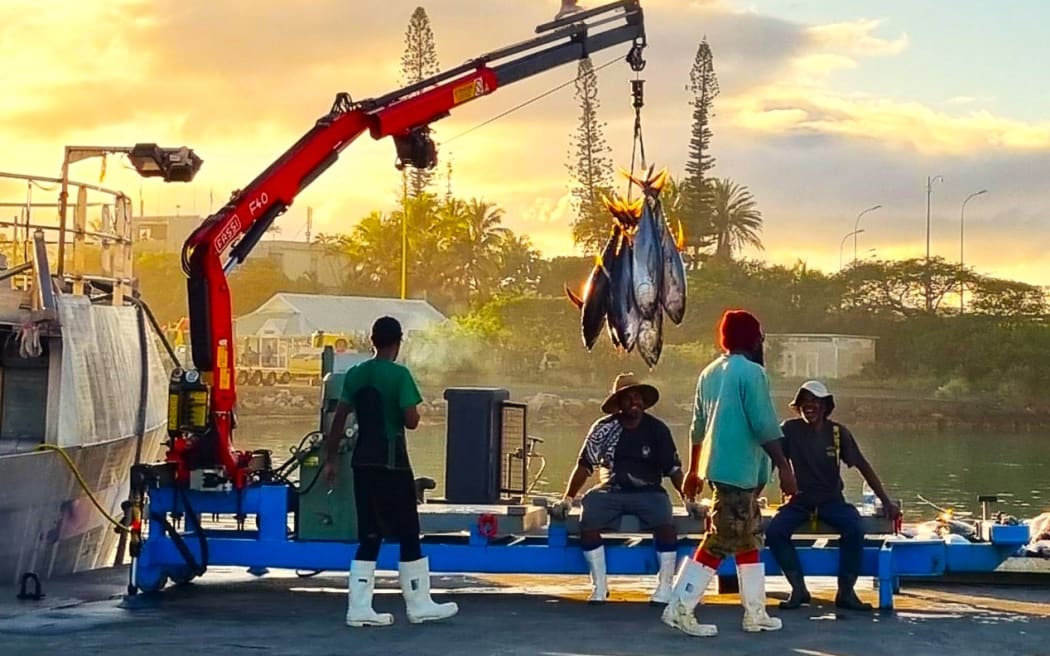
[{"left": 237, "top": 414, "right": 1048, "bottom": 522}]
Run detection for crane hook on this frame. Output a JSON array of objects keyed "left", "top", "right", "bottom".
[{"left": 626, "top": 36, "right": 647, "bottom": 72}]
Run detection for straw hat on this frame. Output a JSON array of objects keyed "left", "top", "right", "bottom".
[{"left": 600, "top": 373, "right": 659, "bottom": 414}]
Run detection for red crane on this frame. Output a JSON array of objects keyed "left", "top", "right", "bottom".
[{"left": 167, "top": 1, "right": 647, "bottom": 489}]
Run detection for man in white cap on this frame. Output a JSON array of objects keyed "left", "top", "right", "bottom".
[
  {"left": 557, "top": 373, "right": 686, "bottom": 606},
  {"left": 765, "top": 380, "right": 901, "bottom": 611}
]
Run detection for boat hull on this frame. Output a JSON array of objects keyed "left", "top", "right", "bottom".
[{"left": 0, "top": 427, "right": 165, "bottom": 585}]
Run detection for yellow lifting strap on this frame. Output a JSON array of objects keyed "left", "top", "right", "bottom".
[{"left": 811, "top": 424, "right": 843, "bottom": 530}]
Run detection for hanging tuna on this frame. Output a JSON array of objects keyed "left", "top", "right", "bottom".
[{"left": 565, "top": 165, "right": 688, "bottom": 369}]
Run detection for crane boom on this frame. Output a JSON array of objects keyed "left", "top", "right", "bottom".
[{"left": 170, "top": 0, "right": 647, "bottom": 489}]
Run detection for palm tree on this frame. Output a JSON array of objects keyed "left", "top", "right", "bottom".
[
  {"left": 446, "top": 199, "right": 511, "bottom": 304},
  {"left": 497, "top": 234, "right": 543, "bottom": 295},
  {"left": 341, "top": 211, "right": 401, "bottom": 295},
  {"left": 662, "top": 175, "right": 717, "bottom": 270},
  {"left": 708, "top": 178, "right": 763, "bottom": 262}
]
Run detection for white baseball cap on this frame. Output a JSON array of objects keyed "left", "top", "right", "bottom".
[
  {"left": 798, "top": 380, "right": 830, "bottom": 398},
  {"left": 790, "top": 380, "right": 835, "bottom": 413}
]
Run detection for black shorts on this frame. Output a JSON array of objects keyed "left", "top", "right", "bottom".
[{"left": 353, "top": 467, "right": 420, "bottom": 541}]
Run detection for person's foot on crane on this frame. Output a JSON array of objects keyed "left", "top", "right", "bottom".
[{"left": 555, "top": 0, "right": 586, "bottom": 21}]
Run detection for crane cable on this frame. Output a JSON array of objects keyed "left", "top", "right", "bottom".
[
  {"left": 626, "top": 72, "right": 647, "bottom": 203},
  {"left": 444, "top": 54, "right": 623, "bottom": 145}
]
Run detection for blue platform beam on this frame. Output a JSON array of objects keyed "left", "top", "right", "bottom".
[{"left": 133, "top": 485, "right": 1026, "bottom": 611}]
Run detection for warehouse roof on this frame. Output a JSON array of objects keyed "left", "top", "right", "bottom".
[{"left": 235, "top": 293, "right": 448, "bottom": 338}]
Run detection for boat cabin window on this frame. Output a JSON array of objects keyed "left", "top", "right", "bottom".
[{"left": 0, "top": 328, "right": 49, "bottom": 451}]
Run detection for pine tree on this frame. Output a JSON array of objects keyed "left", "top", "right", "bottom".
[
  {"left": 566, "top": 58, "right": 614, "bottom": 255},
  {"left": 682, "top": 37, "right": 720, "bottom": 267},
  {"left": 400, "top": 7, "right": 440, "bottom": 197}
]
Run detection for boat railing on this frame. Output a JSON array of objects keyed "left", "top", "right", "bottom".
[{"left": 0, "top": 170, "right": 136, "bottom": 306}]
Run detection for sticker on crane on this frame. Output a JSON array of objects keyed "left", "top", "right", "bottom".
[
  {"left": 453, "top": 77, "right": 487, "bottom": 105},
  {"left": 217, "top": 340, "right": 231, "bottom": 391},
  {"left": 214, "top": 216, "right": 242, "bottom": 254}
]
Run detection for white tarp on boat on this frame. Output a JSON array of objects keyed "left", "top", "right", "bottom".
[{"left": 56, "top": 296, "right": 168, "bottom": 448}]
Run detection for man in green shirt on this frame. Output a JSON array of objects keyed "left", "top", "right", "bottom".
[
  {"left": 322, "top": 316, "right": 457, "bottom": 628},
  {"left": 660, "top": 309, "right": 798, "bottom": 638}
]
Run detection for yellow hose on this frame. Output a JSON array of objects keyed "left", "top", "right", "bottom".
[{"left": 35, "top": 443, "right": 129, "bottom": 533}]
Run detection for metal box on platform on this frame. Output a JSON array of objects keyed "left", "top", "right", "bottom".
[{"left": 443, "top": 387, "right": 510, "bottom": 504}]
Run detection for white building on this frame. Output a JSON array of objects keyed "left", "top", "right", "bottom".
[{"left": 766, "top": 333, "right": 877, "bottom": 380}]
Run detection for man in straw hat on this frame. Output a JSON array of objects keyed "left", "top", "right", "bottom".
[
  {"left": 765, "top": 379, "right": 900, "bottom": 612},
  {"left": 557, "top": 373, "right": 686, "bottom": 606},
  {"left": 660, "top": 309, "right": 798, "bottom": 638}
]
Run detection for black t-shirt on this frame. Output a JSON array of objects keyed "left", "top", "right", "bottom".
[
  {"left": 780, "top": 418, "right": 863, "bottom": 506},
  {"left": 577, "top": 413, "right": 681, "bottom": 492}
]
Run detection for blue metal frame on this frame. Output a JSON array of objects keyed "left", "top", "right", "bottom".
[{"left": 134, "top": 484, "right": 1029, "bottom": 611}]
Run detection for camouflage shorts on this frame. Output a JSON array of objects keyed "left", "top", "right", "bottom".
[{"left": 698, "top": 483, "right": 763, "bottom": 559}]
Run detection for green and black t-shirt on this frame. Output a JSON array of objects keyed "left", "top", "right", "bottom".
[{"left": 339, "top": 358, "right": 423, "bottom": 471}]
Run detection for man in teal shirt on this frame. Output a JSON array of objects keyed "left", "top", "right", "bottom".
[
  {"left": 323, "top": 316, "right": 457, "bottom": 628},
  {"left": 660, "top": 310, "right": 797, "bottom": 638}
]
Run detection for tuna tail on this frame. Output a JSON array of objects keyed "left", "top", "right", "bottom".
[
  {"left": 623, "top": 165, "right": 670, "bottom": 196},
  {"left": 602, "top": 191, "right": 643, "bottom": 229},
  {"left": 675, "top": 219, "right": 686, "bottom": 252},
  {"left": 564, "top": 284, "right": 584, "bottom": 310}
]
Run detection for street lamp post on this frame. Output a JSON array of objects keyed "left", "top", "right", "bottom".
[
  {"left": 925, "top": 175, "right": 943, "bottom": 312},
  {"left": 400, "top": 173, "right": 409, "bottom": 300},
  {"left": 959, "top": 188, "right": 987, "bottom": 314},
  {"left": 840, "top": 228, "right": 864, "bottom": 271},
  {"left": 853, "top": 204, "right": 881, "bottom": 266},
  {"left": 57, "top": 143, "right": 202, "bottom": 279}
]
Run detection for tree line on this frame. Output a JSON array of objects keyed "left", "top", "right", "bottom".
[{"left": 126, "top": 8, "right": 1050, "bottom": 405}]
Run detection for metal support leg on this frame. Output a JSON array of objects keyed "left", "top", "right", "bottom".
[
  {"left": 548, "top": 523, "right": 568, "bottom": 548},
  {"left": 877, "top": 544, "right": 894, "bottom": 610},
  {"left": 258, "top": 484, "right": 288, "bottom": 542}
]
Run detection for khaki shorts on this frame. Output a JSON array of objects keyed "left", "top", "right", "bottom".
[{"left": 698, "top": 482, "right": 763, "bottom": 559}]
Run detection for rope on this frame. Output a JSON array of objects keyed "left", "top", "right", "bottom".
[
  {"left": 17, "top": 321, "right": 42, "bottom": 358},
  {"left": 35, "top": 444, "right": 129, "bottom": 533},
  {"left": 444, "top": 55, "right": 622, "bottom": 144}
]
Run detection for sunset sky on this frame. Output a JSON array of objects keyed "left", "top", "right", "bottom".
[{"left": 3, "top": 1, "right": 1050, "bottom": 285}]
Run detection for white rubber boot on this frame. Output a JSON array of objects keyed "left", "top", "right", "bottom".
[
  {"left": 738, "top": 562, "right": 783, "bottom": 632},
  {"left": 399, "top": 557, "right": 458, "bottom": 624},
  {"left": 583, "top": 546, "right": 609, "bottom": 604},
  {"left": 649, "top": 551, "right": 677, "bottom": 605},
  {"left": 346, "top": 560, "right": 394, "bottom": 627},
  {"left": 659, "top": 558, "right": 718, "bottom": 637}
]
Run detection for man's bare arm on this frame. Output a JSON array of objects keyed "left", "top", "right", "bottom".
[
  {"left": 761, "top": 439, "right": 790, "bottom": 471},
  {"left": 856, "top": 455, "right": 891, "bottom": 502},
  {"left": 403, "top": 405, "right": 420, "bottom": 430},
  {"left": 682, "top": 444, "right": 703, "bottom": 498},
  {"left": 669, "top": 467, "right": 686, "bottom": 498},
  {"left": 563, "top": 464, "right": 592, "bottom": 499},
  {"left": 762, "top": 439, "right": 797, "bottom": 496}
]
